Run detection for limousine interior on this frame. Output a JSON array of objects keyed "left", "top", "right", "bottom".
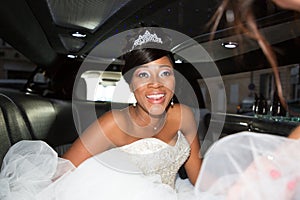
[{"left": 0, "top": 0, "right": 300, "bottom": 169}]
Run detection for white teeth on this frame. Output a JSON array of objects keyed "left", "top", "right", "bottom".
[{"left": 146, "top": 94, "right": 165, "bottom": 99}]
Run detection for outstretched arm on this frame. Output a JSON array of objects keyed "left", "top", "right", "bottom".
[
  {"left": 272, "top": 0, "right": 300, "bottom": 12},
  {"left": 62, "top": 111, "right": 116, "bottom": 167},
  {"left": 180, "top": 105, "right": 202, "bottom": 185}
]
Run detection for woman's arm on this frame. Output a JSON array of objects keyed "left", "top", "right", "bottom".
[
  {"left": 272, "top": 0, "right": 300, "bottom": 11},
  {"left": 62, "top": 111, "right": 117, "bottom": 167},
  {"left": 288, "top": 125, "right": 300, "bottom": 139},
  {"left": 184, "top": 136, "right": 202, "bottom": 185},
  {"left": 179, "top": 105, "right": 202, "bottom": 185}
]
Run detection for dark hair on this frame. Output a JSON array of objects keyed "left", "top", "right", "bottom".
[
  {"left": 121, "top": 48, "right": 175, "bottom": 83},
  {"left": 121, "top": 27, "right": 174, "bottom": 83}
]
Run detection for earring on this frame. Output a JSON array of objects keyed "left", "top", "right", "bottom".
[
  {"left": 130, "top": 93, "right": 137, "bottom": 107},
  {"left": 170, "top": 98, "right": 174, "bottom": 107}
]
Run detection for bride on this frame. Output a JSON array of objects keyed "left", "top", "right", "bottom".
[
  {"left": 1, "top": 28, "right": 202, "bottom": 200},
  {"left": 1, "top": 27, "right": 300, "bottom": 200}
]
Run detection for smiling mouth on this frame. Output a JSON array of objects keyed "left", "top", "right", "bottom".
[{"left": 146, "top": 93, "right": 165, "bottom": 100}]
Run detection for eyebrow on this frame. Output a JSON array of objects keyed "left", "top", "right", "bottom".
[{"left": 138, "top": 64, "right": 173, "bottom": 69}]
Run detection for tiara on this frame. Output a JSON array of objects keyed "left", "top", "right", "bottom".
[{"left": 131, "top": 30, "right": 163, "bottom": 50}]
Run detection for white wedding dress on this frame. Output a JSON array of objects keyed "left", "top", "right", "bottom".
[{"left": 1, "top": 131, "right": 300, "bottom": 200}]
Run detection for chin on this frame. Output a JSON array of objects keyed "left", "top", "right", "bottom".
[{"left": 148, "top": 104, "right": 167, "bottom": 116}]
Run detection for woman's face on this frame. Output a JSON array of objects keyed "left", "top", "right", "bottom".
[{"left": 130, "top": 56, "right": 175, "bottom": 116}]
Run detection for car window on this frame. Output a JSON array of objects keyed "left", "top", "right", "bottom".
[
  {"left": 0, "top": 38, "right": 35, "bottom": 89},
  {"left": 198, "top": 63, "right": 300, "bottom": 116},
  {"left": 78, "top": 70, "right": 135, "bottom": 103}
]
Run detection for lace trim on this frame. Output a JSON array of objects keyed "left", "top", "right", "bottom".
[{"left": 119, "top": 131, "right": 190, "bottom": 188}]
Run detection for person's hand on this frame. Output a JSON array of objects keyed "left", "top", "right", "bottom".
[
  {"left": 272, "top": 0, "right": 300, "bottom": 12},
  {"left": 288, "top": 125, "right": 300, "bottom": 139}
]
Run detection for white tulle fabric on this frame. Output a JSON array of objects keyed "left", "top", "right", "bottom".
[
  {"left": 1, "top": 131, "right": 300, "bottom": 200},
  {"left": 0, "top": 140, "right": 75, "bottom": 200},
  {"left": 195, "top": 131, "right": 300, "bottom": 200}
]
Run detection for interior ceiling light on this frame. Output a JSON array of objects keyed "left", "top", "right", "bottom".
[
  {"left": 222, "top": 41, "right": 239, "bottom": 49},
  {"left": 175, "top": 59, "right": 183, "bottom": 64},
  {"left": 71, "top": 31, "right": 86, "bottom": 38},
  {"left": 67, "top": 54, "right": 77, "bottom": 58}
]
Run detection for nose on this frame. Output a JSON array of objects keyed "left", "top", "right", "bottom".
[{"left": 148, "top": 74, "right": 163, "bottom": 88}]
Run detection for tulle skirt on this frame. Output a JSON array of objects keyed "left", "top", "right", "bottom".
[{"left": 1, "top": 131, "right": 300, "bottom": 200}]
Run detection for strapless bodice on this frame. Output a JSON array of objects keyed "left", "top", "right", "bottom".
[{"left": 119, "top": 131, "right": 190, "bottom": 188}]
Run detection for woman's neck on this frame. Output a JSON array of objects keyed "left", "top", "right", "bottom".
[{"left": 130, "top": 105, "right": 167, "bottom": 134}]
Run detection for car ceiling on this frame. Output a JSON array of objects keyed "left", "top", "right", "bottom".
[{"left": 0, "top": 0, "right": 300, "bottom": 76}]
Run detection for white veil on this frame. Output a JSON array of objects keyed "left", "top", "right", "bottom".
[
  {"left": 195, "top": 131, "right": 300, "bottom": 200},
  {"left": 0, "top": 140, "right": 74, "bottom": 200}
]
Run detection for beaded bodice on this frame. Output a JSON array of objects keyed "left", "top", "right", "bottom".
[{"left": 119, "top": 131, "right": 190, "bottom": 188}]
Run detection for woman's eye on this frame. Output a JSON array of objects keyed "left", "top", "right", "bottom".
[
  {"left": 160, "top": 70, "right": 172, "bottom": 77},
  {"left": 138, "top": 72, "right": 150, "bottom": 78}
]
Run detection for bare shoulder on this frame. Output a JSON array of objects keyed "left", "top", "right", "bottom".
[
  {"left": 97, "top": 109, "right": 129, "bottom": 126},
  {"left": 169, "top": 103, "right": 197, "bottom": 134},
  {"left": 169, "top": 103, "right": 195, "bottom": 118},
  {"left": 96, "top": 108, "right": 132, "bottom": 145}
]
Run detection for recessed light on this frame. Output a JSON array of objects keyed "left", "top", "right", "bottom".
[
  {"left": 175, "top": 59, "right": 183, "bottom": 64},
  {"left": 71, "top": 31, "right": 86, "bottom": 38},
  {"left": 222, "top": 41, "right": 239, "bottom": 49},
  {"left": 67, "top": 54, "right": 77, "bottom": 58}
]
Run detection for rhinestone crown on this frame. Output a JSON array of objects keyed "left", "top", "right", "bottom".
[{"left": 131, "top": 30, "right": 163, "bottom": 50}]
